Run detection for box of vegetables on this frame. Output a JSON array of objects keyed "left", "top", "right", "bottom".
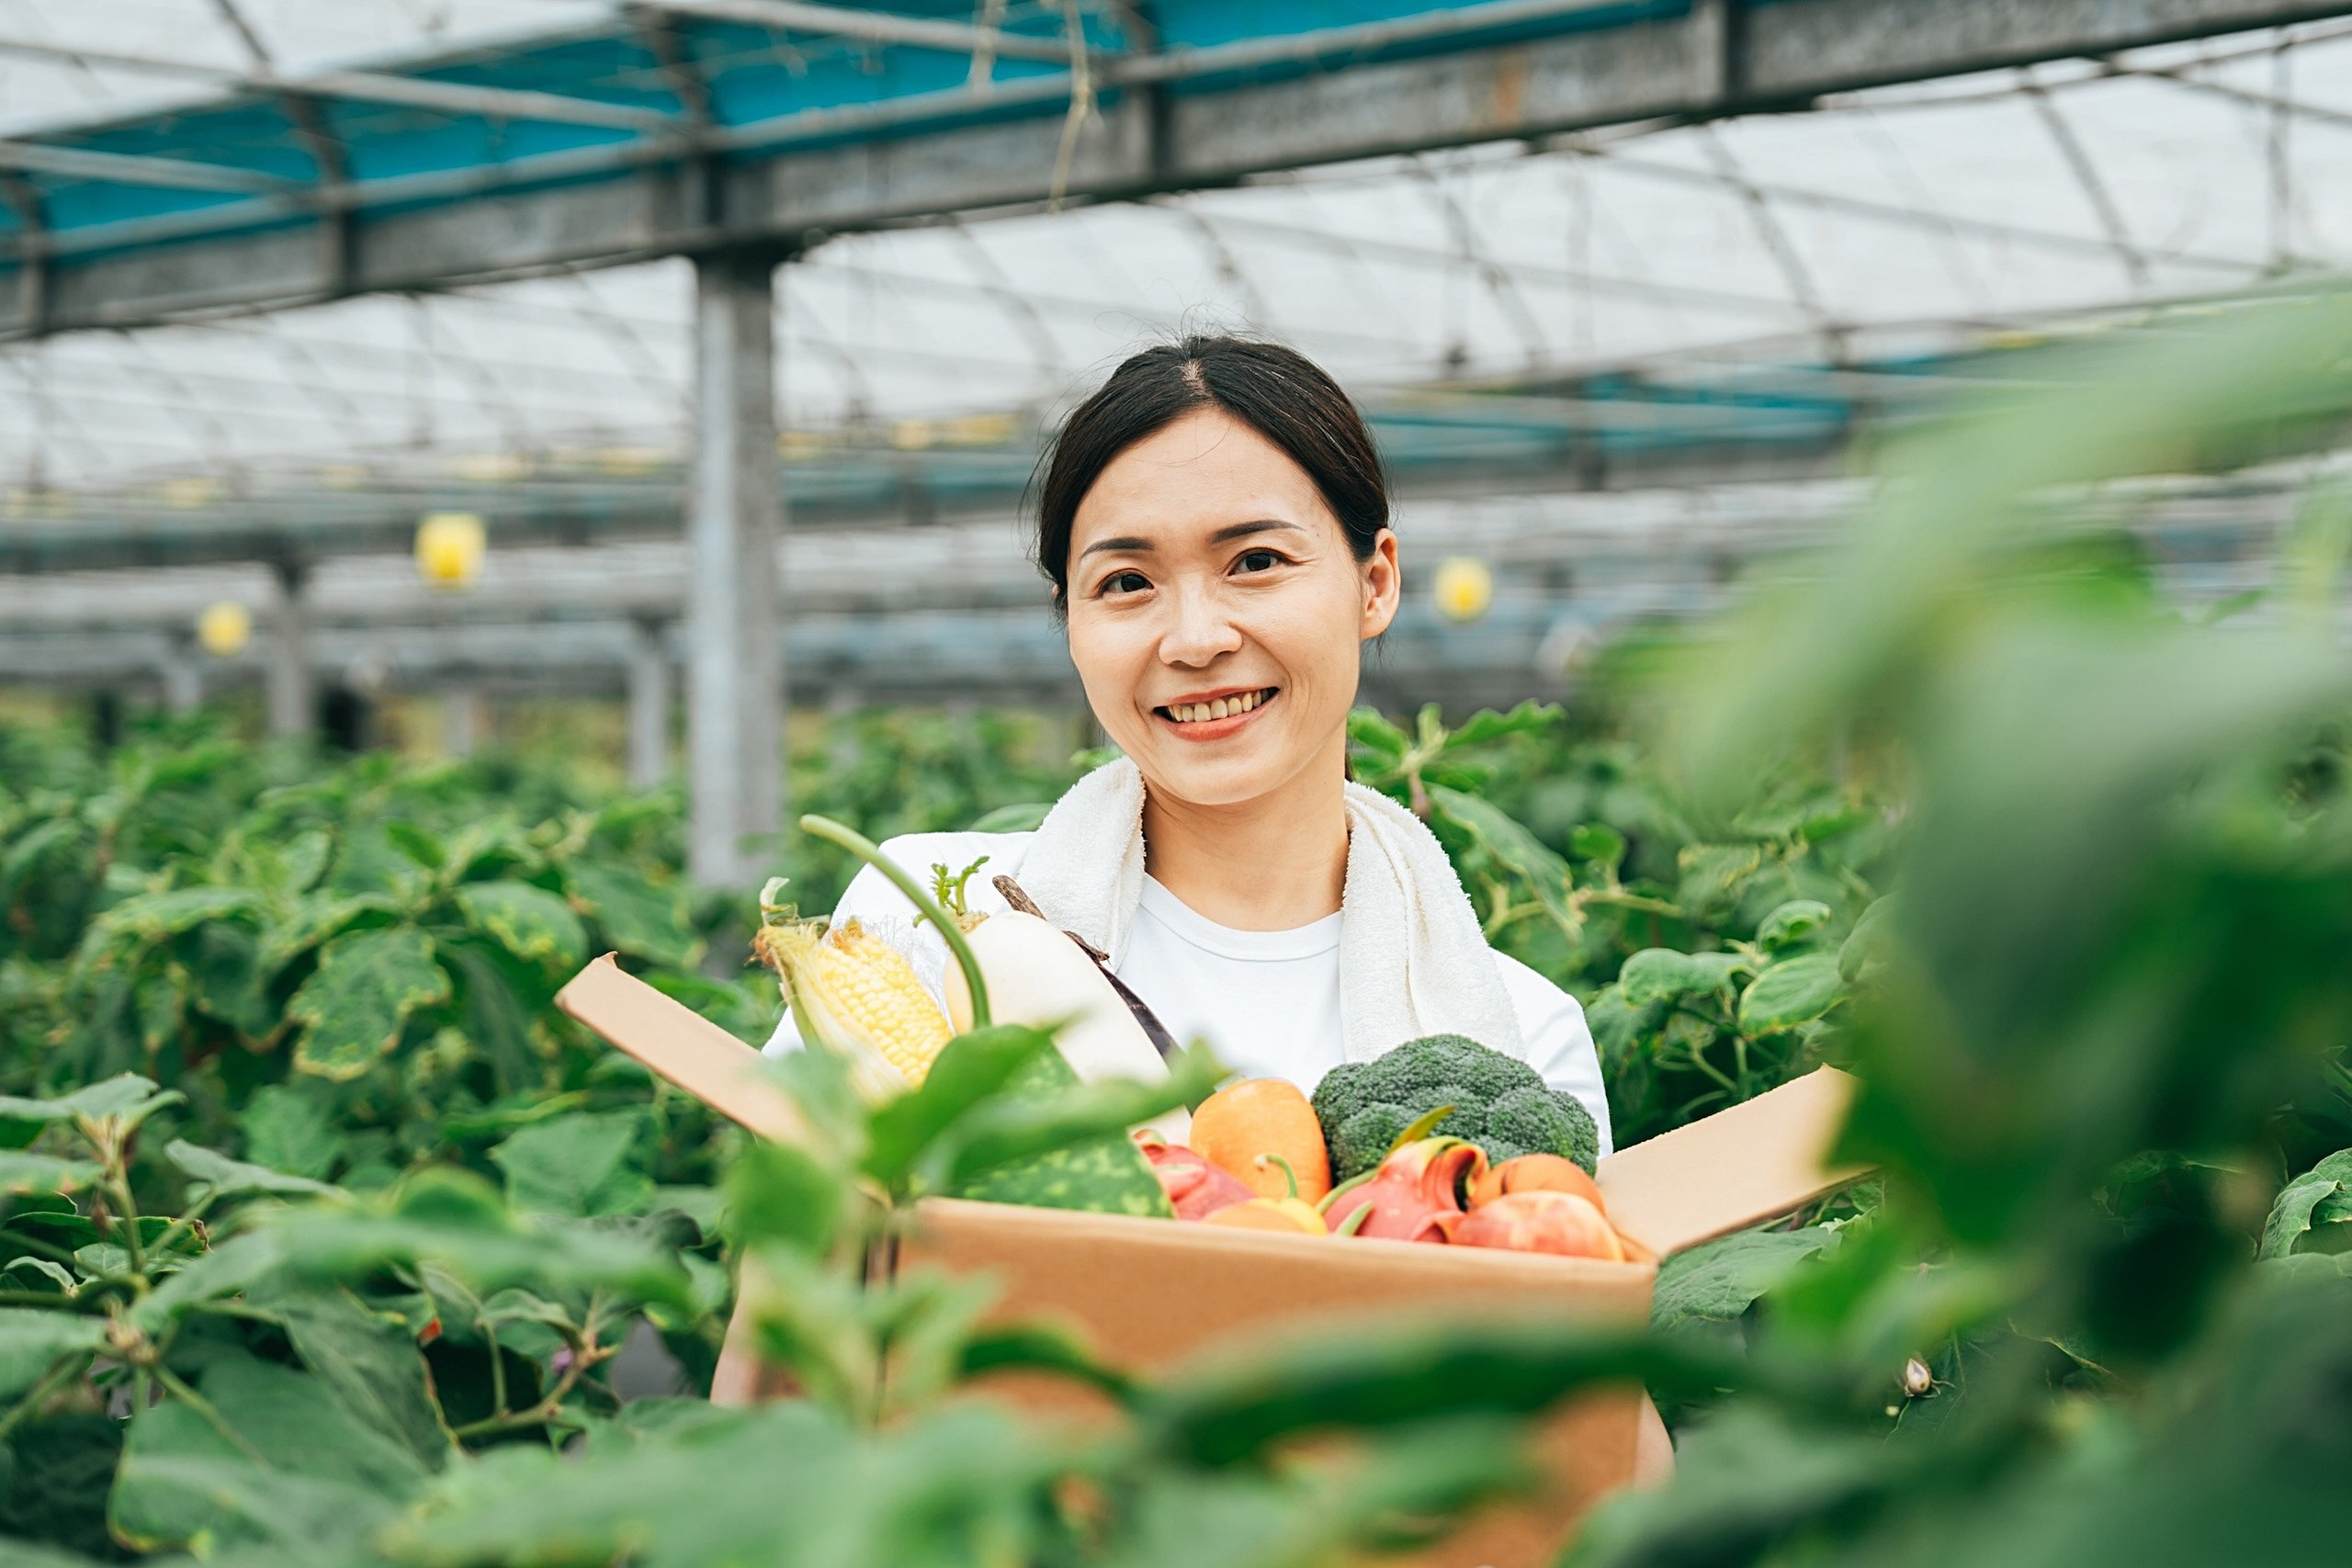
[{"left": 557, "top": 819, "right": 1863, "bottom": 1567}]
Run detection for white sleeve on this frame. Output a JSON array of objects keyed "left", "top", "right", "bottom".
[{"left": 1496, "top": 953, "right": 1615, "bottom": 1160}]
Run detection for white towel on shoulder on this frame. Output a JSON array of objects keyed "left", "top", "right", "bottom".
[{"left": 1014, "top": 757, "right": 1522, "bottom": 1062}]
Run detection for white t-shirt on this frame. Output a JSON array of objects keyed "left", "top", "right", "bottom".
[{"left": 762, "top": 829, "right": 1613, "bottom": 1158}]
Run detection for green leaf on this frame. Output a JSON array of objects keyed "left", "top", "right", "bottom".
[
  {"left": 110, "top": 1348, "right": 427, "bottom": 1554},
  {"left": 0, "top": 1152, "right": 105, "bottom": 1198},
  {"left": 1756, "top": 898, "right": 1835, "bottom": 954},
  {"left": 1736, "top": 953, "right": 1846, "bottom": 1034},
  {"left": 1619, "top": 948, "right": 1740, "bottom": 1007},
  {"left": 187, "top": 923, "right": 274, "bottom": 1039},
  {"left": 455, "top": 881, "right": 588, "bottom": 971},
  {"left": 862, "top": 1024, "right": 1054, "bottom": 1190},
  {"left": 1564, "top": 1404, "right": 1889, "bottom": 1568},
  {"left": 164, "top": 1140, "right": 341, "bottom": 1201},
  {"left": 380, "top": 1400, "right": 1048, "bottom": 1568},
  {"left": 288, "top": 926, "right": 450, "bottom": 1081},
  {"left": 1, "top": 1195, "right": 103, "bottom": 1257},
  {"left": 1, "top": 817, "right": 92, "bottom": 905},
  {"left": 0, "top": 1074, "right": 181, "bottom": 1138},
  {"left": 89, "top": 886, "right": 260, "bottom": 945},
  {"left": 1428, "top": 784, "right": 1575, "bottom": 927},
  {"left": 260, "top": 892, "right": 401, "bottom": 976},
  {"left": 1137, "top": 1316, "right": 1736, "bottom": 1469},
  {"left": 444, "top": 819, "right": 533, "bottom": 883},
  {"left": 1116, "top": 1416, "right": 1530, "bottom": 1568},
  {"left": 1569, "top": 821, "right": 1627, "bottom": 874},
  {"left": 1733, "top": 789, "right": 1864, "bottom": 843},
  {"left": 262, "top": 1168, "right": 692, "bottom": 1313},
  {"left": 131, "top": 967, "right": 182, "bottom": 1055},
  {"left": 1347, "top": 707, "right": 1410, "bottom": 759},
  {"left": 956, "top": 1320, "right": 1137, "bottom": 1404},
  {"left": 2259, "top": 1150, "right": 2352, "bottom": 1260},
  {"left": 1651, "top": 1227, "right": 1838, "bottom": 1331},
  {"left": 441, "top": 941, "right": 545, "bottom": 1098},
  {"left": 1837, "top": 895, "right": 1895, "bottom": 984},
  {"left": 1448, "top": 698, "right": 1562, "bottom": 748},
  {"left": 1677, "top": 842, "right": 1766, "bottom": 919},
  {"left": 1583, "top": 986, "right": 1655, "bottom": 1064},
  {"left": 489, "top": 1111, "right": 653, "bottom": 1218},
  {"left": 562, "top": 862, "right": 701, "bottom": 968},
  {"left": 0, "top": 1308, "right": 105, "bottom": 1400},
  {"left": 238, "top": 1085, "right": 344, "bottom": 1183},
  {"left": 261, "top": 1288, "right": 453, "bottom": 1471},
  {"left": 0, "top": 1410, "right": 124, "bottom": 1563},
  {"left": 383, "top": 820, "right": 446, "bottom": 872},
  {"left": 4, "top": 1257, "right": 79, "bottom": 1295},
  {"left": 725, "top": 1140, "right": 850, "bottom": 1258},
  {"left": 282, "top": 829, "right": 333, "bottom": 894},
  {"left": 130, "top": 1234, "right": 293, "bottom": 1332},
  {"left": 941, "top": 1043, "right": 1221, "bottom": 1204}
]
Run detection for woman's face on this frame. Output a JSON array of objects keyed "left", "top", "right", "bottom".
[{"left": 1063, "top": 408, "right": 1399, "bottom": 807}]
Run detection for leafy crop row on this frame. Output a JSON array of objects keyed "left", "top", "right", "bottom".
[{"left": 0, "top": 695, "right": 1878, "bottom": 1562}]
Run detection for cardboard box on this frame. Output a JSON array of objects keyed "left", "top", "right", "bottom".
[{"left": 558, "top": 954, "right": 1864, "bottom": 1567}]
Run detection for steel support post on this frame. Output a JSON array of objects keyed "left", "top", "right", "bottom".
[
  {"left": 627, "top": 616, "right": 673, "bottom": 790},
  {"left": 685, "top": 250, "right": 785, "bottom": 888},
  {"left": 266, "top": 559, "right": 312, "bottom": 739},
  {"left": 444, "top": 684, "right": 484, "bottom": 758},
  {"left": 160, "top": 644, "right": 201, "bottom": 715}
]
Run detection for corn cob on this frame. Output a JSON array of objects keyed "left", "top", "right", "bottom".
[{"left": 758, "top": 916, "right": 952, "bottom": 1096}]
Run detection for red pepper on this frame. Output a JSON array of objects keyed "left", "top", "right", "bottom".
[
  {"left": 1135, "top": 1132, "right": 1258, "bottom": 1221},
  {"left": 1319, "top": 1137, "right": 1489, "bottom": 1244}
]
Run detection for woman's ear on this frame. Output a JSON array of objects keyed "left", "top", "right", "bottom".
[{"left": 1360, "top": 529, "right": 1401, "bottom": 640}]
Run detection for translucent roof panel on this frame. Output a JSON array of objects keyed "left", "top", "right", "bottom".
[{"left": 2, "top": 6, "right": 2350, "bottom": 495}]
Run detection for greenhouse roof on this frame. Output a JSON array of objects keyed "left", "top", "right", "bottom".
[
  {"left": 3, "top": 1, "right": 2352, "bottom": 556},
  {"left": 4, "top": 0, "right": 2340, "bottom": 336},
  {"left": 0, "top": 1, "right": 2342, "bottom": 514}
]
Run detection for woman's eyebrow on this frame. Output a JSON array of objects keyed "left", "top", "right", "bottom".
[
  {"left": 1077, "top": 535, "right": 1152, "bottom": 559},
  {"left": 1077, "top": 518, "right": 1303, "bottom": 560},
  {"left": 1207, "top": 519, "right": 1305, "bottom": 545}
]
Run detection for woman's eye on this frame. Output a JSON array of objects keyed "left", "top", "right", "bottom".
[
  {"left": 1102, "top": 570, "right": 1149, "bottom": 596},
  {"left": 1236, "top": 548, "right": 1283, "bottom": 574}
]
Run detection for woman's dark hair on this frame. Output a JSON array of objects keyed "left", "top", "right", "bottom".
[{"left": 1032, "top": 335, "right": 1390, "bottom": 612}]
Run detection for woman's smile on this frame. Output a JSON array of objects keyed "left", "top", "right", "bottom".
[{"left": 1152, "top": 684, "right": 1280, "bottom": 741}]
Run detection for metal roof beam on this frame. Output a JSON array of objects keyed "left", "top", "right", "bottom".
[
  {"left": 2023, "top": 75, "right": 2153, "bottom": 292},
  {"left": 0, "top": 37, "right": 683, "bottom": 134},
  {"left": 299, "top": 71, "right": 682, "bottom": 134},
  {"left": 1566, "top": 141, "right": 2259, "bottom": 278},
  {"left": 8, "top": 0, "right": 2350, "bottom": 336},
  {"left": 1693, "top": 126, "right": 1841, "bottom": 361},
  {"left": 621, "top": 0, "right": 1094, "bottom": 65},
  {"left": 0, "top": 140, "right": 291, "bottom": 195}
]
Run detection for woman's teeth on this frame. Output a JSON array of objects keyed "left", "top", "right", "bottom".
[{"left": 1165, "top": 689, "right": 1272, "bottom": 724}]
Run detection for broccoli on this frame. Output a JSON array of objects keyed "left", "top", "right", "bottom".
[{"left": 1311, "top": 1033, "right": 1601, "bottom": 1180}]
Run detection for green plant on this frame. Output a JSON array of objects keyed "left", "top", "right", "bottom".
[
  {"left": 1348, "top": 701, "right": 1889, "bottom": 1144},
  {"left": 1564, "top": 287, "right": 2352, "bottom": 1564},
  {"left": 0, "top": 1071, "right": 712, "bottom": 1561},
  {"left": 1, "top": 735, "right": 766, "bottom": 1214}
]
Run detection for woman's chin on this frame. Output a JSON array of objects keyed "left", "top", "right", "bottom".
[{"left": 1135, "top": 737, "right": 1302, "bottom": 808}]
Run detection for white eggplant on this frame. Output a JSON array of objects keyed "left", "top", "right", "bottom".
[{"left": 943, "top": 909, "right": 1191, "bottom": 1145}]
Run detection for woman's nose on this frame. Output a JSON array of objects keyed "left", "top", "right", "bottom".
[{"left": 1157, "top": 583, "right": 1244, "bottom": 667}]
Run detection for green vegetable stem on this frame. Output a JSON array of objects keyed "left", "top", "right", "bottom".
[{"left": 798, "top": 813, "right": 991, "bottom": 1031}]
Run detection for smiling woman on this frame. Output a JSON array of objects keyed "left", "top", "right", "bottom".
[{"left": 761, "top": 336, "right": 1609, "bottom": 1156}]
